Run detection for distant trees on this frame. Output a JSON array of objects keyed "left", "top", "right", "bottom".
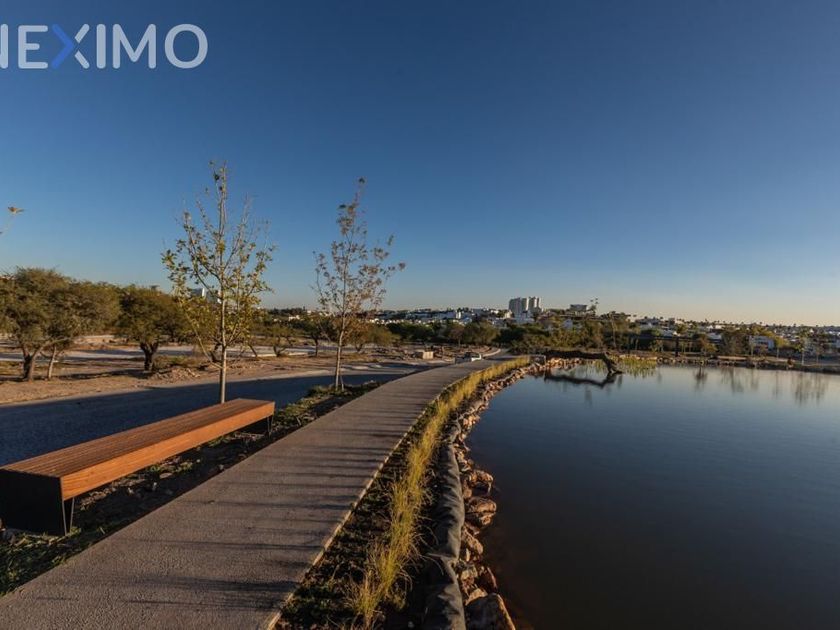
[
  {"left": 498, "top": 323, "right": 553, "bottom": 354},
  {"left": 297, "top": 312, "right": 329, "bottom": 357},
  {"left": 0, "top": 268, "right": 118, "bottom": 381},
  {"left": 442, "top": 321, "right": 464, "bottom": 346},
  {"left": 577, "top": 319, "right": 605, "bottom": 349},
  {"left": 349, "top": 322, "right": 396, "bottom": 352},
  {"left": 116, "top": 286, "right": 188, "bottom": 371},
  {"left": 720, "top": 329, "right": 749, "bottom": 356},
  {"left": 367, "top": 323, "right": 396, "bottom": 349},
  {"left": 462, "top": 321, "right": 498, "bottom": 346},
  {"left": 0, "top": 269, "right": 58, "bottom": 381},
  {"left": 693, "top": 333, "right": 716, "bottom": 357},
  {"left": 386, "top": 321, "right": 433, "bottom": 344},
  {"left": 313, "top": 179, "right": 403, "bottom": 390},
  {"left": 795, "top": 328, "right": 810, "bottom": 365},
  {"left": 255, "top": 313, "right": 296, "bottom": 357},
  {"left": 163, "top": 163, "right": 274, "bottom": 403}
]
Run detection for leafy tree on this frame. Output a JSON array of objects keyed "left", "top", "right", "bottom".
[
  {"left": 349, "top": 320, "right": 374, "bottom": 353},
  {"left": 693, "top": 332, "right": 716, "bottom": 357},
  {"left": 367, "top": 323, "right": 396, "bottom": 348},
  {"left": 499, "top": 323, "right": 546, "bottom": 350},
  {"left": 296, "top": 312, "right": 330, "bottom": 357},
  {"left": 255, "top": 313, "right": 296, "bottom": 357},
  {"left": 386, "top": 321, "right": 433, "bottom": 343},
  {"left": 795, "top": 328, "right": 811, "bottom": 366},
  {"left": 116, "top": 286, "right": 188, "bottom": 371},
  {"left": 43, "top": 281, "right": 119, "bottom": 379},
  {"left": 577, "top": 319, "right": 605, "bottom": 349},
  {"left": 163, "top": 163, "right": 274, "bottom": 403},
  {"left": 347, "top": 321, "right": 395, "bottom": 353},
  {"left": 313, "top": 179, "right": 404, "bottom": 390},
  {"left": 720, "top": 328, "right": 749, "bottom": 356},
  {"left": 462, "top": 321, "right": 499, "bottom": 346},
  {"left": 0, "top": 269, "right": 118, "bottom": 381},
  {"left": 0, "top": 269, "right": 66, "bottom": 380},
  {"left": 443, "top": 320, "right": 464, "bottom": 346}
]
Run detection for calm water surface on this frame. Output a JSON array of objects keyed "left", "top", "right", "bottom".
[{"left": 467, "top": 365, "right": 840, "bottom": 629}]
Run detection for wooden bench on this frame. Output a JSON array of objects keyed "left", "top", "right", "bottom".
[{"left": 0, "top": 398, "right": 275, "bottom": 536}]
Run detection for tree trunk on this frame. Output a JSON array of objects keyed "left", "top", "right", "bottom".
[
  {"left": 219, "top": 346, "right": 228, "bottom": 403},
  {"left": 46, "top": 347, "right": 60, "bottom": 380},
  {"left": 334, "top": 335, "right": 344, "bottom": 391},
  {"left": 23, "top": 353, "right": 36, "bottom": 382},
  {"left": 313, "top": 339, "right": 320, "bottom": 357},
  {"left": 547, "top": 349, "right": 623, "bottom": 374},
  {"left": 140, "top": 342, "right": 158, "bottom": 372}
]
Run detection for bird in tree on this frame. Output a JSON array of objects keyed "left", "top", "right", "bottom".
[{"left": 1, "top": 206, "right": 24, "bottom": 236}]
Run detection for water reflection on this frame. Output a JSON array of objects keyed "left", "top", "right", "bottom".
[
  {"left": 544, "top": 370, "right": 618, "bottom": 389},
  {"left": 694, "top": 365, "right": 708, "bottom": 390},
  {"left": 793, "top": 371, "right": 829, "bottom": 405},
  {"left": 468, "top": 365, "right": 840, "bottom": 629},
  {"left": 549, "top": 363, "right": 835, "bottom": 407}
]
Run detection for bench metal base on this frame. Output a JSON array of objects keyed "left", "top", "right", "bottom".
[{"left": 0, "top": 470, "right": 72, "bottom": 536}]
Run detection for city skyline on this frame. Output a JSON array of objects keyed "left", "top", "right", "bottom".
[{"left": 1, "top": 1, "right": 839, "bottom": 325}]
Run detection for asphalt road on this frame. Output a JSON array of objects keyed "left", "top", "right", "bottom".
[
  {"left": 0, "top": 361, "right": 495, "bottom": 628},
  {"left": 0, "top": 366, "right": 413, "bottom": 466}
]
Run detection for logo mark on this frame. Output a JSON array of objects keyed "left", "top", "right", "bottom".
[{"left": 0, "top": 24, "right": 208, "bottom": 70}]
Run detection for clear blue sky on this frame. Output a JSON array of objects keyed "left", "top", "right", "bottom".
[{"left": 1, "top": 0, "right": 839, "bottom": 324}]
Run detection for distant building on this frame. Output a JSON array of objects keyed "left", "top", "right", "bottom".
[
  {"left": 749, "top": 335, "right": 776, "bottom": 351},
  {"left": 508, "top": 296, "right": 542, "bottom": 320}
]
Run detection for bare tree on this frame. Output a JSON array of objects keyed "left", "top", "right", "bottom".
[
  {"left": 162, "top": 163, "right": 274, "bottom": 403},
  {"left": 314, "top": 178, "right": 403, "bottom": 390}
]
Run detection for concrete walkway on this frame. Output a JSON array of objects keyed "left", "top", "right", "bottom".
[{"left": 0, "top": 361, "right": 495, "bottom": 629}]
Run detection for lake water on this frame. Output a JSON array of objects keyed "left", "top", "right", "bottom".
[{"left": 467, "top": 365, "right": 840, "bottom": 629}]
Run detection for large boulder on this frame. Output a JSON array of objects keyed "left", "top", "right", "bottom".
[{"left": 466, "top": 593, "right": 516, "bottom": 630}]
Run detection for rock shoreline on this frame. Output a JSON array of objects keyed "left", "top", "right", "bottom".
[{"left": 443, "top": 358, "right": 578, "bottom": 629}]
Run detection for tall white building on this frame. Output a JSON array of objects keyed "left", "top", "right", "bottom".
[{"left": 508, "top": 296, "right": 542, "bottom": 319}]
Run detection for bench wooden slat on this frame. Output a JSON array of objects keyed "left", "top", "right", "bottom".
[
  {"left": 5, "top": 399, "right": 269, "bottom": 479},
  {"left": 0, "top": 398, "right": 275, "bottom": 534}
]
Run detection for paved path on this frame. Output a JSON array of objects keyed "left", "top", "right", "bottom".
[
  {"left": 0, "top": 360, "right": 495, "bottom": 629},
  {"left": 0, "top": 366, "right": 412, "bottom": 465}
]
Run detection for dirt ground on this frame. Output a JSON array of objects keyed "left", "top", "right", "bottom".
[{"left": 0, "top": 342, "right": 473, "bottom": 405}]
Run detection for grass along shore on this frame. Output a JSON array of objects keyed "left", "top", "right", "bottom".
[{"left": 279, "top": 358, "right": 530, "bottom": 628}]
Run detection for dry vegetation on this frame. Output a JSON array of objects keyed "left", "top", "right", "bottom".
[{"left": 278, "top": 358, "right": 529, "bottom": 629}]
